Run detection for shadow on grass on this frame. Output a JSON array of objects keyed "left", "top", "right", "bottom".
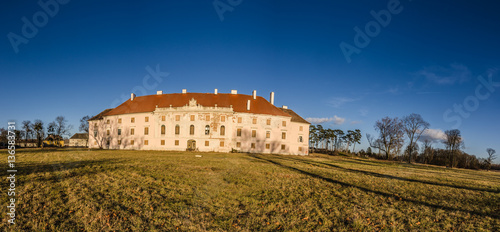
[
  {"left": 17, "top": 159, "right": 123, "bottom": 176},
  {"left": 248, "top": 154, "right": 500, "bottom": 220},
  {"left": 274, "top": 155, "right": 500, "bottom": 194}
]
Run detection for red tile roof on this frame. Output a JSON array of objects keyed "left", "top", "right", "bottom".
[
  {"left": 104, "top": 93, "right": 292, "bottom": 117},
  {"left": 279, "top": 108, "right": 310, "bottom": 124}
]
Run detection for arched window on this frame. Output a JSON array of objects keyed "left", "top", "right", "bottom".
[
  {"left": 220, "top": 126, "right": 225, "bottom": 136},
  {"left": 175, "top": 125, "right": 180, "bottom": 135},
  {"left": 205, "top": 125, "right": 210, "bottom": 135},
  {"left": 161, "top": 125, "right": 166, "bottom": 135},
  {"left": 190, "top": 125, "right": 195, "bottom": 135}
]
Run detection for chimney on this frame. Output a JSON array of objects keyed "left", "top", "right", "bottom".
[
  {"left": 182, "top": 89, "right": 187, "bottom": 94},
  {"left": 247, "top": 100, "right": 251, "bottom": 110},
  {"left": 282, "top": 105, "right": 288, "bottom": 109},
  {"left": 157, "top": 90, "right": 163, "bottom": 95},
  {"left": 214, "top": 89, "right": 218, "bottom": 95},
  {"left": 231, "top": 89, "right": 237, "bottom": 94},
  {"left": 252, "top": 90, "right": 257, "bottom": 99},
  {"left": 131, "top": 93, "right": 136, "bottom": 101},
  {"left": 270, "top": 92, "right": 275, "bottom": 105}
]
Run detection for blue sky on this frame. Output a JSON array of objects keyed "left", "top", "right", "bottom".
[{"left": 1, "top": 0, "right": 499, "bottom": 160}]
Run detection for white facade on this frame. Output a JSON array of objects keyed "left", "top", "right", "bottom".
[{"left": 89, "top": 92, "right": 309, "bottom": 155}]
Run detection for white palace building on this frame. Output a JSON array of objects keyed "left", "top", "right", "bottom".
[{"left": 88, "top": 89, "right": 310, "bottom": 155}]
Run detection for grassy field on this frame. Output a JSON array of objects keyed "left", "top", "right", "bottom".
[{"left": 1, "top": 149, "right": 499, "bottom": 231}]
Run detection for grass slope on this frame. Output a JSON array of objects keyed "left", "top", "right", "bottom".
[{"left": 1, "top": 149, "right": 499, "bottom": 231}]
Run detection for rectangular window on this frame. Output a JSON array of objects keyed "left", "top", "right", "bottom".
[
  {"left": 252, "top": 130, "right": 256, "bottom": 138},
  {"left": 106, "top": 130, "right": 110, "bottom": 136},
  {"left": 131, "top": 117, "right": 135, "bottom": 123},
  {"left": 266, "top": 131, "right": 270, "bottom": 138},
  {"left": 299, "top": 126, "right": 303, "bottom": 131},
  {"left": 131, "top": 128, "right": 135, "bottom": 135},
  {"left": 106, "top": 119, "right": 110, "bottom": 124},
  {"left": 94, "top": 141, "right": 97, "bottom": 145},
  {"left": 175, "top": 125, "right": 180, "bottom": 135},
  {"left": 131, "top": 140, "right": 135, "bottom": 145},
  {"left": 118, "top": 118, "right": 122, "bottom": 124},
  {"left": 265, "top": 144, "right": 270, "bottom": 149},
  {"left": 175, "top": 115, "right": 180, "bottom": 121},
  {"left": 282, "top": 132, "right": 286, "bottom": 139},
  {"left": 144, "top": 140, "right": 148, "bottom": 145},
  {"left": 118, "top": 140, "right": 122, "bottom": 145},
  {"left": 266, "top": 119, "right": 271, "bottom": 125},
  {"left": 94, "top": 131, "right": 97, "bottom": 137},
  {"left": 237, "top": 128, "right": 242, "bottom": 137},
  {"left": 299, "top": 147, "right": 303, "bottom": 152},
  {"left": 221, "top": 116, "right": 225, "bottom": 122},
  {"left": 205, "top": 141, "right": 209, "bottom": 146},
  {"left": 281, "top": 144, "right": 285, "bottom": 150},
  {"left": 190, "top": 115, "right": 195, "bottom": 121},
  {"left": 251, "top": 143, "right": 256, "bottom": 149},
  {"left": 175, "top": 140, "right": 179, "bottom": 146},
  {"left": 144, "top": 127, "right": 149, "bottom": 135},
  {"left": 236, "top": 142, "right": 241, "bottom": 148},
  {"left": 220, "top": 141, "right": 224, "bottom": 147},
  {"left": 161, "top": 140, "right": 165, "bottom": 145},
  {"left": 252, "top": 118, "right": 257, "bottom": 124},
  {"left": 206, "top": 115, "right": 210, "bottom": 121},
  {"left": 145, "top": 116, "right": 149, "bottom": 122},
  {"left": 118, "top": 129, "right": 121, "bottom": 135},
  {"left": 282, "top": 121, "right": 286, "bottom": 127},
  {"left": 299, "top": 136, "right": 303, "bottom": 143},
  {"left": 162, "top": 116, "right": 166, "bottom": 121},
  {"left": 237, "top": 117, "right": 242, "bottom": 123}
]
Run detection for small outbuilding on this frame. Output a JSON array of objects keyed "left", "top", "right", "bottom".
[{"left": 69, "top": 133, "right": 89, "bottom": 147}]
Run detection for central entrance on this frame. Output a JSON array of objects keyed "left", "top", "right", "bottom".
[{"left": 187, "top": 139, "right": 196, "bottom": 151}]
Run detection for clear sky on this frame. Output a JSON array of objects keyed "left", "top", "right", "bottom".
[{"left": 1, "top": 0, "right": 499, "bottom": 160}]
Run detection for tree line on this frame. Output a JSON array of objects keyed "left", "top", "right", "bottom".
[
  {"left": 365, "top": 113, "right": 497, "bottom": 171},
  {"left": 0, "top": 116, "right": 73, "bottom": 148},
  {"left": 309, "top": 125, "right": 362, "bottom": 154}
]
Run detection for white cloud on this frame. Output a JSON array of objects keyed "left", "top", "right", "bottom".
[
  {"left": 328, "top": 97, "right": 356, "bottom": 108},
  {"left": 417, "top": 63, "right": 472, "bottom": 85},
  {"left": 419, "top": 128, "right": 446, "bottom": 143},
  {"left": 333, "top": 115, "right": 345, "bottom": 125},
  {"left": 306, "top": 115, "right": 346, "bottom": 125}
]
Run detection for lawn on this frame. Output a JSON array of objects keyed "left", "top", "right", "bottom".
[{"left": 1, "top": 149, "right": 499, "bottom": 231}]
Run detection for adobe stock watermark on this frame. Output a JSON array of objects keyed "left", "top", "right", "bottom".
[
  {"left": 213, "top": 0, "right": 243, "bottom": 21},
  {"left": 7, "top": 0, "right": 70, "bottom": 54},
  {"left": 110, "top": 64, "right": 169, "bottom": 108},
  {"left": 443, "top": 72, "right": 500, "bottom": 128},
  {"left": 340, "top": 0, "right": 413, "bottom": 63}
]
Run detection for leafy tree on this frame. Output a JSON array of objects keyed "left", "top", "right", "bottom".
[
  {"left": 402, "top": 113, "right": 430, "bottom": 163},
  {"left": 350, "top": 129, "right": 362, "bottom": 153}
]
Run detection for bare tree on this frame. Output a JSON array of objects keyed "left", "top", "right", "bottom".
[
  {"left": 22, "top": 120, "right": 32, "bottom": 141},
  {"left": 486, "top": 148, "right": 497, "bottom": 171},
  {"left": 33, "top": 119, "right": 44, "bottom": 147},
  {"left": 79, "top": 115, "right": 91, "bottom": 147},
  {"left": 402, "top": 113, "right": 430, "bottom": 163},
  {"left": 421, "top": 139, "right": 434, "bottom": 164},
  {"left": 368, "top": 117, "right": 404, "bottom": 160},
  {"left": 443, "top": 129, "right": 464, "bottom": 168}
]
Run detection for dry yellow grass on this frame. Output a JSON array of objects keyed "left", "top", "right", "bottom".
[{"left": 1, "top": 149, "right": 499, "bottom": 231}]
